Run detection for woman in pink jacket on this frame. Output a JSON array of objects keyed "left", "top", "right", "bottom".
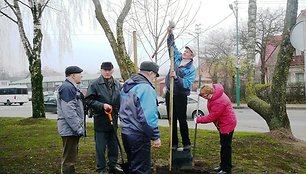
[{"left": 195, "top": 84, "right": 237, "bottom": 174}]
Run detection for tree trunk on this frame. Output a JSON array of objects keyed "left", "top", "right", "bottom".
[
  {"left": 30, "top": 56, "right": 45, "bottom": 118},
  {"left": 245, "top": 0, "right": 257, "bottom": 98},
  {"left": 260, "top": 45, "right": 267, "bottom": 84},
  {"left": 269, "top": 0, "right": 297, "bottom": 131},
  {"left": 30, "top": 16, "right": 45, "bottom": 118},
  {"left": 92, "top": 0, "right": 135, "bottom": 80},
  {"left": 13, "top": 0, "right": 45, "bottom": 118},
  {"left": 246, "top": 0, "right": 297, "bottom": 136}
]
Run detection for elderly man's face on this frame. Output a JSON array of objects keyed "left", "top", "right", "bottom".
[
  {"left": 101, "top": 69, "right": 113, "bottom": 79},
  {"left": 182, "top": 48, "right": 193, "bottom": 59},
  {"left": 71, "top": 73, "right": 82, "bottom": 84}
]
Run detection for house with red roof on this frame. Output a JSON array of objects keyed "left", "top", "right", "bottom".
[{"left": 258, "top": 9, "right": 305, "bottom": 83}]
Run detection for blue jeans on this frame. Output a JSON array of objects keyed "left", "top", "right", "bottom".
[
  {"left": 94, "top": 131, "right": 118, "bottom": 172},
  {"left": 122, "top": 133, "right": 151, "bottom": 174}
]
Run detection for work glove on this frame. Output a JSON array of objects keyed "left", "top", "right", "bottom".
[{"left": 167, "top": 20, "right": 176, "bottom": 33}]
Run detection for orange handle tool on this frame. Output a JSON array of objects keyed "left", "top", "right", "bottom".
[{"left": 105, "top": 107, "right": 113, "bottom": 124}]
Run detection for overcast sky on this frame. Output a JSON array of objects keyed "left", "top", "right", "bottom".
[{"left": 1, "top": 0, "right": 306, "bottom": 76}]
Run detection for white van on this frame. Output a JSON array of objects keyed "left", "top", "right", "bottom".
[{"left": 0, "top": 85, "right": 29, "bottom": 105}]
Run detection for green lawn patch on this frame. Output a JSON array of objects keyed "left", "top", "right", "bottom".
[{"left": 0, "top": 117, "right": 305, "bottom": 174}]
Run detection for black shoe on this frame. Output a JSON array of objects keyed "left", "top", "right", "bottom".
[
  {"left": 183, "top": 144, "right": 192, "bottom": 150},
  {"left": 108, "top": 165, "right": 123, "bottom": 173},
  {"left": 172, "top": 145, "right": 178, "bottom": 150},
  {"left": 213, "top": 166, "right": 222, "bottom": 172},
  {"left": 98, "top": 170, "right": 108, "bottom": 174},
  {"left": 218, "top": 170, "right": 230, "bottom": 174}
]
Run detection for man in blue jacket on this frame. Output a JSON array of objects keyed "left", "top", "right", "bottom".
[
  {"left": 57, "top": 66, "right": 85, "bottom": 174},
  {"left": 166, "top": 26, "right": 196, "bottom": 150},
  {"left": 119, "top": 61, "right": 161, "bottom": 174}
]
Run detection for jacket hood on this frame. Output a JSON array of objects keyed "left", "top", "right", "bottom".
[
  {"left": 211, "top": 84, "right": 224, "bottom": 101},
  {"left": 122, "top": 73, "right": 154, "bottom": 93}
]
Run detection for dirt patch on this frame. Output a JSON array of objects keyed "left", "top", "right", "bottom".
[
  {"left": 266, "top": 128, "right": 297, "bottom": 141},
  {"left": 155, "top": 165, "right": 210, "bottom": 174},
  {"left": 266, "top": 129, "right": 306, "bottom": 158}
]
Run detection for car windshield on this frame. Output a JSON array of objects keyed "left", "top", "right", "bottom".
[
  {"left": 187, "top": 97, "right": 197, "bottom": 104},
  {"left": 44, "top": 95, "right": 56, "bottom": 102}
]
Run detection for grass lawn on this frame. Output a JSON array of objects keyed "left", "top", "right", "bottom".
[{"left": 0, "top": 117, "right": 306, "bottom": 174}]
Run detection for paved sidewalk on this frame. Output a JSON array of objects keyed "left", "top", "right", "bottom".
[{"left": 233, "top": 103, "right": 306, "bottom": 110}]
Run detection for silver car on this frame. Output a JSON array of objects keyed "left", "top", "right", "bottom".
[{"left": 157, "top": 93, "right": 208, "bottom": 119}]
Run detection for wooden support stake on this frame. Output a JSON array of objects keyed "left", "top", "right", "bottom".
[
  {"left": 133, "top": 31, "right": 138, "bottom": 72},
  {"left": 169, "top": 46, "right": 174, "bottom": 171}
]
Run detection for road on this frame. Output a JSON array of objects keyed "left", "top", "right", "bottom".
[{"left": 0, "top": 102, "right": 305, "bottom": 141}]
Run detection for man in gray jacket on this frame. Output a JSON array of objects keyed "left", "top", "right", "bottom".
[{"left": 57, "top": 66, "right": 85, "bottom": 174}]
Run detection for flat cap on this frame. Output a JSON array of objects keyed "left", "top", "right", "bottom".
[
  {"left": 65, "top": 66, "right": 83, "bottom": 76},
  {"left": 101, "top": 62, "right": 114, "bottom": 70},
  {"left": 140, "top": 61, "right": 159, "bottom": 77}
]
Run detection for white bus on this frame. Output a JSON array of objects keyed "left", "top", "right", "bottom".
[{"left": 0, "top": 85, "right": 29, "bottom": 105}]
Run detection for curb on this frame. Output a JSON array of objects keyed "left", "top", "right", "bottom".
[{"left": 233, "top": 105, "right": 306, "bottom": 110}]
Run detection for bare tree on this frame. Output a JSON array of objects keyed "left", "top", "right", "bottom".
[
  {"left": 202, "top": 29, "right": 236, "bottom": 97},
  {"left": 91, "top": 0, "right": 200, "bottom": 80},
  {"left": 127, "top": 0, "right": 200, "bottom": 65},
  {"left": 257, "top": 8, "right": 285, "bottom": 84},
  {"left": 240, "top": 7, "right": 285, "bottom": 84},
  {"left": 0, "top": 0, "right": 50, "bottom": 118},
  {"left": 246, "top": 0, "right": 298, "bottom": 137},
  {"left": 92, "top": 0, "right": 134, "bottom": 80}
]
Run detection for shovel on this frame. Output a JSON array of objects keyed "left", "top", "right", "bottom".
[
  {"left": 192, "top": 94, "right": 201, "bottom": 166},
  {"left": 105, "top": 107, "right": 129, "bottom": 174}
]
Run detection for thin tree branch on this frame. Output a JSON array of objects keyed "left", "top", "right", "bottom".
[
  {"left": 41, "top": 0, "right": 51, "bottom": 14},
  {"left": 17, "top": 0, "right": 31, "bottom": 9},
  {"left": 13, "top": 0, "right": 33, "bottom": 56},
  {"left": 0, "top": 5, "right": 9, "bottom": 11},
  {"left": 0, "top": 10, "right": 18, "bottom": 24},
  {"left": 2, "top": 0, "right": 18, "bottom": 23}
]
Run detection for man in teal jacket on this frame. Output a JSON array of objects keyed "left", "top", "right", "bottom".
[
  {"left": 119, "top": 61, "right": 161, "bottom": 174},
  {"left": 166, "top": 26, "right": 196, "bottom": 150}
]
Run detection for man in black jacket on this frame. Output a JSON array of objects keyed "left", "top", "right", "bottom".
[{"left": 85, "top": 62, "right": 122, "bottom": 174}]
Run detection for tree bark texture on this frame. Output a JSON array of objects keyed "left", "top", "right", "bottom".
[
  {"left": 246, "top": 0, "right": 298, "bottom": 135},
  {"left": 13, "top": 0, "right": 45, "bottom": 118},
  {"left": 270, "top": 0, "right": 298, "bottom": 131},
  {"left": 92, "top": 0, "right": 135, "bottom": 80}
]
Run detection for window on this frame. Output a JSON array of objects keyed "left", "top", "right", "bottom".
[{"left": 296, "top": 73, "right": 304, "bottom": 82}]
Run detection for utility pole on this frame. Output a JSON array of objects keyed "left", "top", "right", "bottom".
[{"left": 229, "top": 0, "right": 240, "bottom": 107}]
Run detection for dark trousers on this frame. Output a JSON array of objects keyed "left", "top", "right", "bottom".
[
  {"left": 122, "top": 133, "right": 151, "bottom": 174},
  {"left": 219, "top": 131, "right": 234, "bottom": 173},
  {"left": 61, "top": 136, "right": 80, "bottom": 174},
  {"left": 166, "top": 92, "right": 191, "bottom": 146},
  {"left": 94, "top": 131, "right": 119, "bottom": 172}
]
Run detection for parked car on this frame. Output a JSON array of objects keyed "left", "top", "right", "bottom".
[
  {"left": 44, "top": 95, "right": 57, "bottom": 113},
  {"left": 28, "top": 92, "right": 32, "bottom": 101},
  {"left": 157, "top": 93, "right": 208, "bottom": 119}
]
